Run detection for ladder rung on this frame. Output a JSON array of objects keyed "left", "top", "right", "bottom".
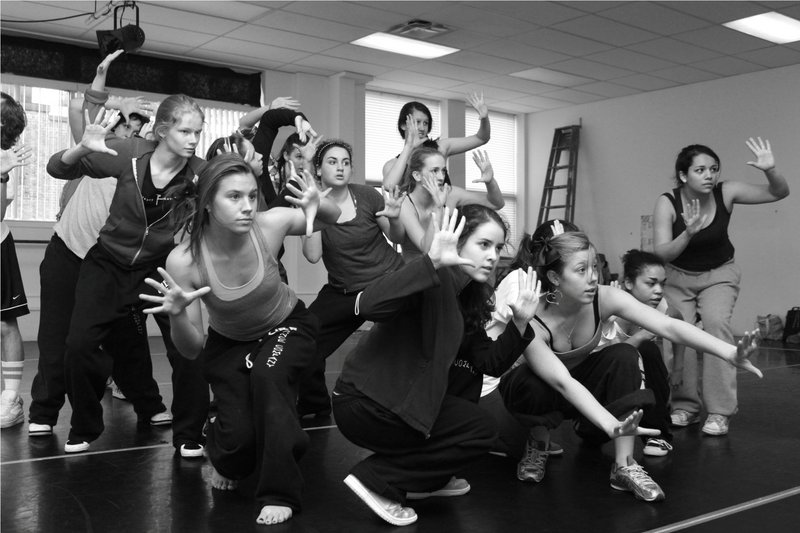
[
  {"left": 548, "top": 164, "right": 571, "bottom": 171},
  {"left": 547, "top": 204, "right": 569, "bottom": 209},
  {"left": 543, "top": 185, "right": 568, "bottom": 190}
]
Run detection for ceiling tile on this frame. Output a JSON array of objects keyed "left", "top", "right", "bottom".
[
  {"left": 282, "top": 1, "right": 406, "bottom": 31},
  {"left": 538, "top": 88, "right": 605, "bottom": 104},
  {"left": 511, "top": 67, "right": 594, "bottom": 87},
  {"left": 479, "top": 75, "right": 561, "bottom": 95},
  {"left": 674, "top": 25, "right": 773, "bottom": 55},
  {"left": 419, "top": 4, "right": 539, "bottom": 38},
  {"left": 473, "top": 39, "right": 571, "bottom": 67},
  {"left": 409, "top": 61, "right": 493, "bottom": 83},
  {"left": 585, "top": 48, "right": 676, "bottom": 72},
  {"left": 438, "top": 51, "right": 530, "bottom": 75},
  {"left": 627, "top": 37, "right": 721, "bottom": 63},
  {"left": 377, "top": 70, "right": 465, "bottom": 90},
  {"left": 188, "top": 48, "right": 285, "bottom": 71},
  {"left": 224, "top": 25, "right": 338, "bottom": 53},
  {"left": 249, "top": 10, "right": 368, "bottom": 42},
  {"left": 141, "top": 23, "right": 219, "bottom": 48},
  {"left": 471, "top": 1, "right": 587, "bottom": 25},
  {"left": 690, "top": 56, "right": 765, "bottom": 76},
  {"left": 293, "top": 54, "right": 392, "bottom": 77},
  {"left": 136, "top": 4, "right": 242, "bottom": 34},
  {"left": 553, "top": 14, "right": 660, "bottom": 46},
  {"left": 737, "top": 45, "right": 800, "bottom": 68},
  {"left": 158, "top": 1, "right": 271, "bottom": 22},
  {"left": 611, "top": 73, "right": 679, "bottom": 91},
  {"left": 598, "top": 2, "right": 712, "bottom": 34},
  {"left": 545, "top": 58, "right": 635, "bottom": 80},
  {"left": 426, "top": 28, "right": 497, "bottom": 51},
  {"left": 572, "top": 81, "right": 640, "bottom": 98},
  {"left": 665, "top": 1, "right": 768, "bottom": 24},
  {"left": 458, "top": 83, "right": 531, "bottom": 101},
  {"left": 201, "top": 37, "right": 310, "bottom": 63},
  {"left": 322, "top": 44, "right": 421, "bottom": 69},
  {"left": 510, "top": 93, "right": 573, "bottom": 110},
  {"left": 648, "top": 65, "right": 720, "bottom": 84},
  {"left": 367, "top": 79, "right": 443, "bottom": 98},
  {"left": 512, "top": 28, "right": 613, "bottom": 56},
  {"left": 358, "top": 1, "right": 450, "bottom": 18}
]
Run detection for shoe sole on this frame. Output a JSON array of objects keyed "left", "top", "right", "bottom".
[
  {"left": 28, "top": 426, "right": 53, "bottom": 437},
  {"left": 1, "top": 415, "right": 24, "bottom": 429},
  {"left": 179, "top": 445, "right": 205, "bottom": 458},
  {"left": 670, "top": 418, "right": 700, "bottom": 427},
  {"left": 407, "top": 481, "right": 471, "bottom": 500},
  {"left": 344, "top": 475, "right": 417, "bottom": 526},
  {"left": 64, "top": 442, "right": 90, "bottom": 453},
  {"left": 610, "top": 482, "right": 664, "bottom": 502},
  {"left": 701, "top": 428, "right": 728, "bottom": 436},
  {"left": 643, "top": 448, "right": 669, "bottom": 457}
]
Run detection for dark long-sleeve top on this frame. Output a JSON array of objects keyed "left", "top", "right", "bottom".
[
  {"left": 335, "top": 255, "right": 534, "bottom": 436},
  {"left": 47, "top": 140, "right": 205, "bottom": 266},
  {"left": 251, "top": 108, "right": 306, "bottom": 204}
]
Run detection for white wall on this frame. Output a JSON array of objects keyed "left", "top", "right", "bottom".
[{"left": 524, "top": 64, "right": 800, "bottom": 334}]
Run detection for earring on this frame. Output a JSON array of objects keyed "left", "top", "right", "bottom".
[{"left": 545, "top": 289, "right": 563, "bottom": 305}]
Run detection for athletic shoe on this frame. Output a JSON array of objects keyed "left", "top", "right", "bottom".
[
  {"left": 407, "top": 477, "right": 470, "bottom": 500},
  {"left": 64, "top": 440, "right": 90, "bottom": 453},
  {"left": 179, "top": 443, "right": 205, "bottom": 458},
  {"left": 150, "top": 411, "right": 173, "bottom": 426},
  {"left": 643, "top": 438, "right": 673, "bottom": 457},
  {"left": 344, "top": 474, "right": 417, "bottom": 526},
  {"left": 670, "top": 409, "right": 700, "bottom": 427},
  {"left": 28, "top": 422, "right": 53, "bottom": 437},
  {"left": 547, "top": 441, "right": 564, "bottom": 456},
  {"left": 516, "top": 437, "right": 548, "bottom": 483},
  {"left": 610, "top": 458, "right": 665, "bottom": 502},
  {"left": 702, "top": 414, "right": 729, "bottom": 436},
  {"left": 0, "top": 390, "right": 24, "bottom": 429}
]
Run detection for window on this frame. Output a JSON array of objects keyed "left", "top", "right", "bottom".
[
  {"left": 364, "top": 91, "right": 440, "bottom": 185},
  {"left": 464, "top": 109, "right": 519, "bottom": 250},
  {"left": 2, "top": 76, "right": 250, "bottom": 223}
]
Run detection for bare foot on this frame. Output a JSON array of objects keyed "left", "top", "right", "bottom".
[
  {"left": 210, "top": 467, "right": 238, "bottom": 490},
  {"left": 256, "top": 505, "right": 293, "bottom": 525}
]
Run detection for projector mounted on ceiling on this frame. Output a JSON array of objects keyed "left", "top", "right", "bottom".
[{"left": 387, "top": 20, "right": 451, "bottom": 40}]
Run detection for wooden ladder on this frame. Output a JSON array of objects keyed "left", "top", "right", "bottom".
[{"left": 537, "top": 124, "right": 581, "bottom": 226}]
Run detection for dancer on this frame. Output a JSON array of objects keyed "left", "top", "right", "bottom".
[
  {"left": 597, "top": 249, "right": 685, "bottom": 456},
  {"left": 653, "top": 138, "right": 789, "bottom": 435},
  {"left": 397, "top": 147, "right": 504, "bottom": 261},
  {"left": 1, "top": 91, "right": 32, "bottom": 429},
  {"left": 383, "top": 93, "right": 490, "bottom": 190},
  {"left": 333, "top": 205, "right": 537, "bottom": 527},
  {"left": 493, "top": 224, "right": 761, "bottom": 501},
  {"left": 140, "top": 153, "right": 340, "bottom": 525},
  {"left": 296, "top": 139, "right": 405, "bottom": 417},
  {"left": 46, "top": 92, "right": 208, "bottom": 454}
]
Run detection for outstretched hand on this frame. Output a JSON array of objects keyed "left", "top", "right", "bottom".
[
  {"left": 140, "top": 267, "right": 210, "bottom": 316},
  {"left": 427, "top": 207, "right": 474, "bottom": 270},
  {"left": 284, "top": 162, "right": 325, "bottom": 236},
  {"left": 471, "top": 150, "right": 494, "bottom": 183},
  {"left": 467, "top": 91, "right": 488, "bottom": 119},
  {"left": 609, "top": 409, "right": 660, "bottom": 439},
  {"left": 421, "top": 171, "right": 450, "bottom": 209},
  {"left": 744, "top": 137, "right": 775, "bottom": 172},
  {"left": 732, "top": 329, "right": 762, "bottom": 378},
  {"left": 294, "top": 115, "right": 318, "bottom": 143},
  {"left": 403, "top": 113, "right": 426, "bottom": 149},
  {"left": 118, "top": 96, "right": 154, "bottom": 122},
  {"left": 96, "top": 49, "right": 124, "bottom": 77},
  {"left": 80, "top": 108, "right": 121, "bottom": 156},
  {"left": 1, "top": 145, "right": 33, "bottom": 175},
  {"left": 271, "top": 96, "right": 300, "bottom": 111},
  {"left": 376, "top": 185, "right": 406, "bottom": 219},
  {"left": 509, "top": 267, "right": 540, "bottom": 327},
  {"left": 681, "top": 198, "right": 707, "bottom": 236}
]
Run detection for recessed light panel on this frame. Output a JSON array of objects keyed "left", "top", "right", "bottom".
[
  {"left": 352, "top": 32, "right": 459, "bottom": 59},
  {"left": 723, "top": 12, "right": 800, "bottom": 44}
]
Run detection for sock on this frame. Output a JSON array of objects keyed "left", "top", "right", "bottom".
[{"left": 2, "top": 361, "right": 24, "bottom": 393}]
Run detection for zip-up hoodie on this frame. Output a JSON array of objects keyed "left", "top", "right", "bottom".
[{"left": 47, "top": 139, "right": 205, "bottom": 266}]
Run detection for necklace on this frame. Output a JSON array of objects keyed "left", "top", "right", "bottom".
[{"left": 558, "top": 318, "right": 578, "bottom": 345}]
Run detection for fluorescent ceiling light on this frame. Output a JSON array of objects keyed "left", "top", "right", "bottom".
[
  {"left": 723, "top": 12, "right": 800, "bottom": 44},
  {"left": 352, "top": 32, "right": 458, "bottom": 59}
]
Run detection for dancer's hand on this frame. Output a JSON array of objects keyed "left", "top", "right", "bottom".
[
  {"left": 140, "top": 267, "right": 210, "bottom": 316},
  {"left": 285, "top": 162, "right": 326, "bottom": 236},
  {"left": 509, "top": 267, "right": 540, "bottom": 331},
  {"left": 467, "top": 91, "right": 488, "bottom": 119},
  {"left": 421, "top": 171, "right": 450, "bottom": 209},
  {"left": 403, "top": 113, "right": 426, "bottom": 149},
  {"left": 271, "top": 96, "right": 300, "bottom": 111},
  {"left": 79, "top": 109, "right": 121, "bottom": 156},
  {"left": 471, "top": 150, "right": 494, "bottom": 183},
  {"left": 745, "top": 137, "right": 775, "bottom": 172},
  {"left": 682, "top": 198, "right": 707, "bottom": 236},
  {"left": 731, "top": 329, "right": 763, "bottom": 378},
  {"left": 1, "top": 145, "right": 33, "bottom": 175},
  {"left": 118, "top": 96, "right": 153, "bottom": 122},
  {"left": 609, "top": 409, "right": 660, "bottom": 439},
  {"left": 96, "top": 49, "right": 124, "bottom": 76},
  {"left": 376, "top": 186, "right": 406, "bottom": 219},
  {"left": 294, "top": 115, "right": 317, "bottom": 143},
  {"left": 428, "top": 207, "right": 474, "bottom": 269}
]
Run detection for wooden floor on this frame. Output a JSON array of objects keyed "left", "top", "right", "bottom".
[{"left": 2, "top": 336, "right": 799, "bottom": 533}]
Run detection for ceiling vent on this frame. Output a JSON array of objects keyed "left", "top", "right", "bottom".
[{"left": 387, "top": 20, "right": 451, "bottom": 40}]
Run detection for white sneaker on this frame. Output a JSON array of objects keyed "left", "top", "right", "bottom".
[
  {"left": 179, "top": 443, "right": 205, "bottom": 458},
  {"left": 0, "top": 390, "right": 24, "bottom": 429},
  {"left": 110, "top": 380, "right": 126, "bottom": 400},
  {"left": 28, "top": 422, "right": 53, "bottom": 437},
  {"left": 64, "top": 440, "right": 90, "bottom": 453},
  {"left": 643, "top": 438, "right": 673, "bottom": 457}
]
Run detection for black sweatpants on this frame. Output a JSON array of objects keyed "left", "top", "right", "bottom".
[
  {"left": 65, "top": 244, "right": 207, "bottom": 445},
  {"left": 29, "top": 237, "right": 166, "bottom": 425},
  {"left": 297, "top": 285, "right": 364, "bottom": 412},
  {"left": 500, "top": 343, "right": 652, "bottom": 443},
  {"left": 202, "top": 302, "right": 318, "bottom": 511},
  {"left": 639, "top": 340, "right": 673, "bottom": 443},
  {"left": 333, "top": 391, "right": 497, "bottom": 505}
]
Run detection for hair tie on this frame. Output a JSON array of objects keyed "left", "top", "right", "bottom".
[{"left": 533, "top": 235, "right": 559, "bottom": 266}]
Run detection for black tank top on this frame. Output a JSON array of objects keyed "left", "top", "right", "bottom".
[{"left": 663, "top": 183, "right": 734, "bottom": 271}]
